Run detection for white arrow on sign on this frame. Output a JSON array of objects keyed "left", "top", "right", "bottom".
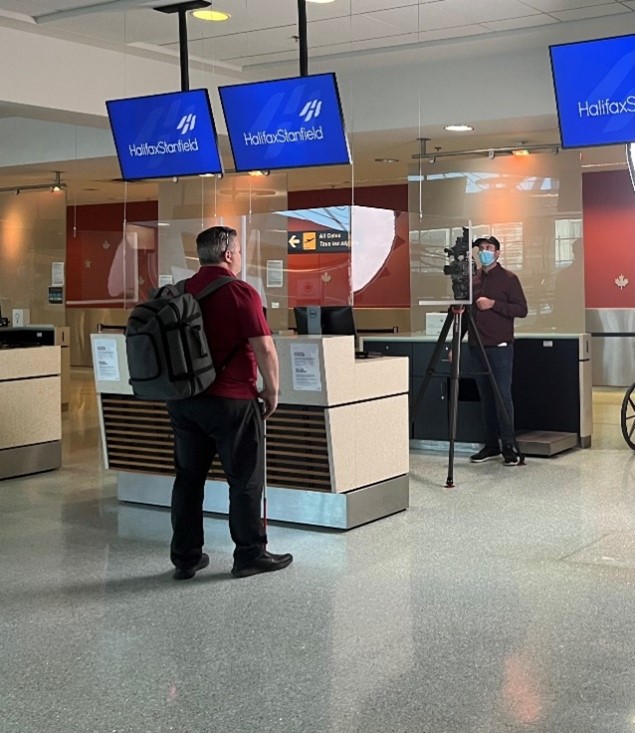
[{"left": 288, "top": 235, "right": 300, "bottom": 248}]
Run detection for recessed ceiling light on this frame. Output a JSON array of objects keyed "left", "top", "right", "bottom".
[
  {"left": 374, "top": 158, "right": 399, "bottom": 163},
  {"left": 444, "top": 124, "right": 474, "bottom": 132},
  {"left": 192, "top": 9, "right": 231, "bottom": 21},
  {"left": 512, "top": 148, "right": 530, "bottom": 156}
]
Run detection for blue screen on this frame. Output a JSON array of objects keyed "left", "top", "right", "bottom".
[
  {"left": 219, "top": 73, "right": 351, "bottom": 172},
  {"left": 106, "top": 89, "right": 223, "bottom": 180},
  {"left": 550, "top": 35, "right": 635, "bottom": 148}
]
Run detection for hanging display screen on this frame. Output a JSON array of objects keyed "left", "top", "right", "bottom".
[
  {"left": 106, "top": 89, "right": 223, "bottom": 180},
  {"left": 219, "top": 73, "right": 351, "bottom": 172},
  {"left": 550, "top": 35, "right": 635, "bottom": 148}
]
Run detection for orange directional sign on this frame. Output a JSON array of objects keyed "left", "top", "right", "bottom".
[{"left": 288, "top": 229, "right": 350, "bottom": 254}]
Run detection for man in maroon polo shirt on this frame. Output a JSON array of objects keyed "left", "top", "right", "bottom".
[
  {"left": 166, "top": 225, "right": 293, "bottom": 580},
  {"left": 469, "top": 235, "right": 528, "bottom": 467}
]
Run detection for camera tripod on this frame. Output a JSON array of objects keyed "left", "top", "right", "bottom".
[{"left": 412, "top": 305, "right": 525, "bottom": 487}]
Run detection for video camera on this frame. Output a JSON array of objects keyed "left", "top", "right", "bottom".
[{"left": 443, "top": 226, "right": 473, "bottom": 301}]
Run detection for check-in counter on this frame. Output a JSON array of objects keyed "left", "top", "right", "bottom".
[
  {"left": 0, "top": 343, "right": 61, "bottom": 479},
  {"left": 91, "top": 333, "right": 409, "bottom": 529},
  {"left": 362, "top": 332, "right": 592, "bottom": 455}
]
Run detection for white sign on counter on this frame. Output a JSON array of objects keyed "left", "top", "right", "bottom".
[
  {"left": 290, "top": 343, "right": 322, "bottom": 392},
  {"left": 93, "top": 337, "right": 120, "bottom": 382}
]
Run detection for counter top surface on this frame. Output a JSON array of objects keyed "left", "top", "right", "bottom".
[{"left": 361, "top": 331, "right": 589, "bottom": 342}]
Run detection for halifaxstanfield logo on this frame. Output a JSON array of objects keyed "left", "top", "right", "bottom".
[
  {"left": 128, "top": 109, "right": 199, "bottom": 158},
  {"left": 299, "top": 99, "right": 322, "bottom": 122},
  {"left": 578, "top": 95, "right": 635, "bottom": 118},
  {"left": 243, "top": 93, "right": 325, "bottom": 147},
  {"left": 177, "top": 113, "right": 196, "bottom": 134}
]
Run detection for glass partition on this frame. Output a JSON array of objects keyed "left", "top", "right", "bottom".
[
  {"left": 408, "top": 150, "right": 584, "bottom": 334},
  {"left": 0, "top": 189, "right": 66, "bottom": 327}
]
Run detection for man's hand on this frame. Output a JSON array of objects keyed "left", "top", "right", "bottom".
[
  {"left": 476, "top": 296, "right": 495, "bottom": 311},
  {"left": 259, "top": 387, "right": 278, "bottom": 419}
]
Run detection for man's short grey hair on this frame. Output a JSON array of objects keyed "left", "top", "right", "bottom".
[{"left": 196, "top": 226, "right": 237, "bottom": 265}]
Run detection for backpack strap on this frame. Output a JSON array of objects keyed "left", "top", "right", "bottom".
[
  {"left": 193, "top": 275, "right": 235, "bottom": 301},
  {"left": 188, "top": 275, "right": 241, "bottom": 373}
]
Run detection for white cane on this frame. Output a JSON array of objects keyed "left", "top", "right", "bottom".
[{"left": 262, "top": 402, "right": 268, "bottom": 548}]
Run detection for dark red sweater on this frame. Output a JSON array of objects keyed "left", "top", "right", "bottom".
[{"left": 470, "top": 263, "right": 528, "bottom": 346}]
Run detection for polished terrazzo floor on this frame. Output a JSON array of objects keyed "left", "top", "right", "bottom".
[{"left": 2, "top": 372, "right": 635, "bottom": 733}]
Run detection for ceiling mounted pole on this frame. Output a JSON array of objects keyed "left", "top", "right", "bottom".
[
  {"left": 297, "top": 0, "right": 308, "bottom": 77},
  {"left": 177, "top": 6, "right": 190, "bottom": 91},
  {"left": 155, "top": 1, "right": 210, "bottom": 92}
]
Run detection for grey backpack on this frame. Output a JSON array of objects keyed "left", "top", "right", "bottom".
[{"left": 125, "top": 277, "right": 234, "bottom": 400}]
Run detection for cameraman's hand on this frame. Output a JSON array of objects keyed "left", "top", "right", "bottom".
[{"left": 476, "top": 296, "right": 495, "bottom": 311}]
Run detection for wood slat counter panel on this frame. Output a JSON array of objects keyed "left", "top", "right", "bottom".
[{"left": 101, "top": 395, "right": 332, "bottom": 491}]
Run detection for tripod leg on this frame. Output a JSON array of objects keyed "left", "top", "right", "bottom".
[
  {"left": 446, "top": 310, "right": 462, "bottom": 487},
  {"left": 466, "top": 312, "right": 525, "bottom": 465},
  {"left": 410, "top": 311, "right": 454, "bottom": 437}
]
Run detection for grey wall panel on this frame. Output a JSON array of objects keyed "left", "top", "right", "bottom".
[{"left": 587, "top": 309, "right": 635, "bottom": 387}]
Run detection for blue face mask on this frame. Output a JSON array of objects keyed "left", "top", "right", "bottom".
[{"left": 479, "top": 250, "right": 496, "bottom": 267}]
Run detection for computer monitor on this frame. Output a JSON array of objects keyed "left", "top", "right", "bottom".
[
  {"left": 321, "top": 306, "right": 357, "bottom": 336},
  {"left": 294, "top": 305, "right": 356, "bottom": 337}
]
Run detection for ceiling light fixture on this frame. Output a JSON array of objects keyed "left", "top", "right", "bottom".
[
  {"left": 512, "top": 141, "right": 530, "bottom": 156},
  {"left": 412, "top": 141, "right": 559, "bottom": 161},
  {"left": 374, "top": 158, "right": 400, "bottom": 163},
  {"left": 0, "top": 171, "right": 67, "bottom": 196},
  {"left": 52, "top": 171, "right": 64, "bottom": 192},
  {"left": 248, "top": 170, "right": 270, "bottom": 177},
  {"left": 191, "top": 8, "right": 231, "bottom": 21},
  {"left": 444, "top": 124, "right": 474, "bottom": 132}
]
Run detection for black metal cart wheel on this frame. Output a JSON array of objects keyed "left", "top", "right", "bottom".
[{"left": 621, "top": 382, "right": 635, "bottom": 450}]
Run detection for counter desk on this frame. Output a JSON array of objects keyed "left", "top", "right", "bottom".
[
  {"left": 0, "top": 343, "right": 61, "bottom": 479},
  {"left": 362, "top": 331, "right": 592, "bottom": 455},
  {"left": 91, "top": 334, "right": 410, "bottom": 529}
]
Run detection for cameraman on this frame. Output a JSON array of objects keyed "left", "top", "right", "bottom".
[{"left": 469, "top": 235, "right": 527, "bottom": 466}]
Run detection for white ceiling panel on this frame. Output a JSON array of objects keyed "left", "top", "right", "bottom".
[
  {"left": 551, "top": 3, "right": 631, "bottom": 18},
  {"left": 519, "top": 0, "right": 616, "bottom": 11},
  {"left": 418, "top": 0, "right": 541, "bottom": 30},
  {"left": 417, "top": 23, "right": 491, "bottom": 41},
  {"left": 351, "top": 6, "right": 420, "bottom": 42},
  {"left": 482, "top": 14, "right": 561, "bottom": 30},
  {"left": 186, "top": 25, "right": 299, "bottom": 63},
  {"left": 315, "top": 31, "right": 422, "bottom": 56}
]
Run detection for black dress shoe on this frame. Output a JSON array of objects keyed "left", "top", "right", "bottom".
[
  {"left": 173, "top": 552, "right": 210, "bottom": 580},
  {"left": 231, "top": 551, "right": 293, "bottom": 578}
]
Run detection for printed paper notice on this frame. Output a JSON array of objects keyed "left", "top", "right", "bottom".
[
  {"left": 94, "top": 338, "right": 120, "bottom": 382},
  {"left": 52, "top": 262, "right": 65, "bottom": 286},
  {"left": 290, "top": 343, "right": 322, "bottom": 392},
  {"left": 266, "top": 260, "right": 284, "bottom": 288}
]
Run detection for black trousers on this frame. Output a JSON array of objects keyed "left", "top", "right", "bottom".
[
  {"left": 166, "top": 395, "right": 266, "bottom": 569},
  {"left": 469, "top": 344, "right": 515, "bottom": 446}
]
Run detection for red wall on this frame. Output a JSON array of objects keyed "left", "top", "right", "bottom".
[
  {"left": 66, "top": 202, "right": 158, "bottom": 308},
  {"left": 583, "top": 170, "right": 635, "bottom": 308}
]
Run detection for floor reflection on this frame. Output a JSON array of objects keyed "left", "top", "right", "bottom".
[{"left": 2, "top": 373, "right": 635, "bottom": 732}]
